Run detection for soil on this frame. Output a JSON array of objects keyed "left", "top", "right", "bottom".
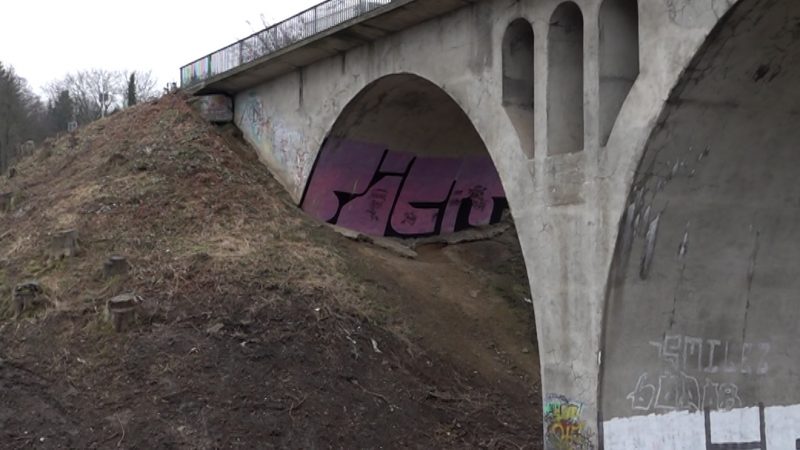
[{"left": 0, "top": 94, "right": 542, "bottom": 449}]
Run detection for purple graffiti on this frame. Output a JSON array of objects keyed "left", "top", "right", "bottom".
[{"left": 301, "top": 138, "right": 507, "bottom": 237}]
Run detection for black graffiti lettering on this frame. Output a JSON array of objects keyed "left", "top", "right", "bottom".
[
  {"left": 386, "top": 181, "right": 456, "bottom": 238},
  {"left": 489, "top": 197, "right": 509, "bottom": 223},
  {"left": 307, "top": 146, "right": 508, "bottom": 238},
  {"left": 326, "top": 149, "right": 414, "bottom": 225}
]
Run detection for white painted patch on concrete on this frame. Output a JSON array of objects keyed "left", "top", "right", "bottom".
[
  {"left": 709, "top": 407, "right": 761, "bottom": 443},
  {"left": 604, "top": 403, "right": 800, "bottom": 449},
  {"left": 604, "top": 410, "right": 704, "bottom": 449},
  {"left": 765, "top": 405, "right": 800, "bottom": 450}
]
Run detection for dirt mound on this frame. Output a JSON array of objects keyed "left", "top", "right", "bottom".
[{"left": 0, "top": 94, "right": 540, "bottom": 448}]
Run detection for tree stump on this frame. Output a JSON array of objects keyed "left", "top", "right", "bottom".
[
  {"left": 103, "top": 256, "right": 130, "bottom": 279},
  {"left": 12, "top": 280, "right": 45, "bottom": 318},
  {"left": 48, "top": 229, "right": 81, "bottom": 260},
  {"left": 0, "top": 192, "right": 13, "bottom": 214},
  {"left": 22, "top": 140, "right": 35, "bottom": 156},
  {"left": 107, "top": 294, "right": 141, "bottom": 332}
]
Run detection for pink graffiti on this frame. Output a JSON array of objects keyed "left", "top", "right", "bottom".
[{"left": 301, "top": 138, "right": 507, "bottom": 237}]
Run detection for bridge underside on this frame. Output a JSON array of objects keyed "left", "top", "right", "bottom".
[{"left": 185, "top": 0, "right": 800, "bottom": 447}]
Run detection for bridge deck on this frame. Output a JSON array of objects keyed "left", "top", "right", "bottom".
[{"left": 181, "top": 0, "right": 473, "bottom": 95}]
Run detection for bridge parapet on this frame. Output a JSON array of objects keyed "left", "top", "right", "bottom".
[{"left": 180, "top": 0, "right": 392, "bottom": 89}]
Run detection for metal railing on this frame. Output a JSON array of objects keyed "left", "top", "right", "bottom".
[{"left": 180, "top": 0, "right": 394, "bottom": 88}]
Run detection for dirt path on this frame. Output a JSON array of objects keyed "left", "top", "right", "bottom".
[{"left": 352, "top": 229, "right": 539, "bottom": 394}]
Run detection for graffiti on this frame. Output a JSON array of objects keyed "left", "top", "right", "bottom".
[
  {"left": 301, "top": 138, "right": 508, "bottom": 238},
  {"left": 237, "top": 93, "right": 309, "bottom": 198},
  {"left": 366, "top": 189, "right": 388, "bottom": 221},
  {"left": 238, "top": 94, "right": 268, "bottom": 144},
  {"left": 626, "top": 371, "right": 742, "bottom": 413},
  {"left": 649, "top": 335, "right": 770, "bottom": 375},
  {"left": 544, "top": 395, "right": 594, "bottom": 450},
  {"left": 626, "top": 335, "right": 770, "bottom": 414},
  {"left": 705, "top": 403, "right": 766, "bottom": 450}
]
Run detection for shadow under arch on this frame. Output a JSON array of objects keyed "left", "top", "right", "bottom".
[
  {"left": 300, "top": 73, "right": 510, "bottom": 239},
  {"left": 600, "top": 0, "right": 800, "bottom": 446}
]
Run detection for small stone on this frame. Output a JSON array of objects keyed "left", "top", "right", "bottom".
[{"left": 522, "top": 348, "right": 530, "bottom": 354}]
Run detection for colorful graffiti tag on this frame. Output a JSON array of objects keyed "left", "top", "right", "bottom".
[
  {"left": 300, "top": 138, "right": 508, "bottom": 237},
  {"left": 544, "top": 395, "right": 594, "bottom": 450}
]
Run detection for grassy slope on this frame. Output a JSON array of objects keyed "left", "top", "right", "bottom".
[{"left": 0, "top": 94, "right": 539, "bottom": 448}]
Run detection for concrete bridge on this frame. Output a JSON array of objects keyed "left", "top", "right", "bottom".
[{"left": 181, "top": 0, "right": 800, "bottom": 447}]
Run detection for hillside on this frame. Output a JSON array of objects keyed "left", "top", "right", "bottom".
[{"left": 0, "top": 94, "right": 541, "bottom": 448}]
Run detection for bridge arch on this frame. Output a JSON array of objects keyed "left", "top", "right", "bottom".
[
  {"left": 300, "top": 73, "right": 510, "bottom": 238},
  {"left": 602, "top": 0, "right": 800, "bottom": 446}
]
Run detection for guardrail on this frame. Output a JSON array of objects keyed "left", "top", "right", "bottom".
[{"left": 180, "top": 0, "right": 393, "bottom": 88}]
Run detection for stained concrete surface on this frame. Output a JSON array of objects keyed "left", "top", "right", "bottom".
[{"left": 602, "top": 0, "right": 800, "bottom": 446}]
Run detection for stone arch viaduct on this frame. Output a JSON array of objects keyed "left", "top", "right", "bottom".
[{"left": 182, "top": 0, "right": 800, "bottom": 447}]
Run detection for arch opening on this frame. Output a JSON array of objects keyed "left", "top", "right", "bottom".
[
  {"left": 300, "top": 73, "right": 544, "bottom": 445},
  {"left": 547, "top": 2, "right": 585, "bottom": 156},
  {"left": 602, "top": 0, "right": 800, "bottom": 446},
  {"left": 301, "top": 74, "right": 509, "bottom": 238},
  {"left": 599, "top": 0, "right": 639, "bottom": 147},
  {"left": 503, "top": 18, "right": 536, "bottom": 158}
]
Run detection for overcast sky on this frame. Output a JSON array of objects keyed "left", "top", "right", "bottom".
[{"left": 0, "top": 0, "right": 320, "bottom": 96}]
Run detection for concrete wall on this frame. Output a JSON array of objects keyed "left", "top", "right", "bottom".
[
  {"left": 601, "top": 0, "right": 800, "bottom": 447},
  {"left": 228, "top": 0, "right": 784, "bottom": 447}
]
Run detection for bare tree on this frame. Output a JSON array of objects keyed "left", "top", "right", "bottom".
[
  {"left": 46, "top": 69, "right": 122, "bottom": 124},
  {"left": 120, "top": 70, "right": 160, "bottom": 106},
  {"left": 243, "top": 13, "right": 307, "bottom": 64}
]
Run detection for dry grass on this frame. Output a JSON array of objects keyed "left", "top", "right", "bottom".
[{"left": 0, "top": 93, "right": 363, "bottom": 323}]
